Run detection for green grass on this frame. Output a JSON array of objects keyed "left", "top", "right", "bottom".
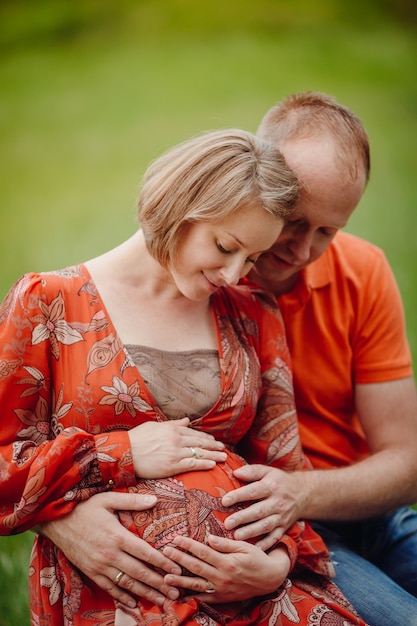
[
  {"left": 0, "top": 1, "right": 416, "bottom": 624},
  {"left": 0, "top": 534, "right": 33, "bottom": 626}
]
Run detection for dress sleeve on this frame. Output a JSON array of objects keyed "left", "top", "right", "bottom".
[
  {"left": 278, "top": 521, "right": 335, "bottom": 577},
  {"left": 237, "top": 289, "right": 333, "bottom": 577},
  {"left": 0, "top": 275, "right": 135, "bottom": 534}
]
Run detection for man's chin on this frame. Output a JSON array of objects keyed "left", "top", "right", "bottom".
[
  {"left": 250, "top": 259, "right": 299, "bottom": 287},
  {"left": 255, "top": 256, "right": 296, "bottom": 276}
]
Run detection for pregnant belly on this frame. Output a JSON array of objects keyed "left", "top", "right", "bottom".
[{"left": 118, "top": 449, "right": 254, "bottom": 550}]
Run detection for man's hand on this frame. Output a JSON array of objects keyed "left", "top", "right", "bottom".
[
  {"left": 163, "top": 534, "right": 290, "bottom": 603},
  {"left": 223, "top": 378, "right": 417, "bottom": 538},
  {"left": 221, "top": 464, "right": 302, "bottom": 550},
  {"left": 36, "top": 492, "right": 183, "bottom": 608}
]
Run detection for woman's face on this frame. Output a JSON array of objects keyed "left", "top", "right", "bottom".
[{"left": 170, "top": 204, "right": 284, "bottom": 301}]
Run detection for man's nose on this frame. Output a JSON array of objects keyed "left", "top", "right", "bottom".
[{"left": 287, "top": 234, "right": 312, "bottom": 264}]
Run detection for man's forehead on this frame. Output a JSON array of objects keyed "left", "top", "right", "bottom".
[{"left": 287, "top": 210, "right": 307, "bottom": 221}]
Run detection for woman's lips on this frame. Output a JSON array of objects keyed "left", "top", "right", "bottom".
[{"left": 203, "top": 273, "right": 223, "bottom": 292}]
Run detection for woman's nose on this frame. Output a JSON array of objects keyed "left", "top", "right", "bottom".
[{"left": 220, "top": 258, "right": 244, "bottom": 286}]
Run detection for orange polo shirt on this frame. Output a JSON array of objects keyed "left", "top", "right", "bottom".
[{"left": 277, "top": 231, "right": 413, "bottom": 469}]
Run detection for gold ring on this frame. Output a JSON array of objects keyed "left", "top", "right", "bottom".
[
  {"left": 205, "top": 581, "right": 216, "bottom": 593},
  {"left": 190, "top": 447, "right": 197, "bottom": 458},
  {"left": 113, "top": 570, "right": 124, "bottom": 585}
]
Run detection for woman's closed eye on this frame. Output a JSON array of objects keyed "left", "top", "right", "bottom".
[
  {"left": 217, "top": 242, "right": 256, "bottom": 265},
  {"left": 217, "top": 242, "right": 231, "bottom": 255}
]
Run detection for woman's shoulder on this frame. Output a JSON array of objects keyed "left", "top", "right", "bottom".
[
  {"left": 0, "top": 264, "right": 93, "bottom": 321},
  {"left": 5, "top": 263, "right": 89, "bottom": 291}
]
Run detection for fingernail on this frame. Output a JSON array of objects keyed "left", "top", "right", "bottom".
[
  {"left": 208, "top": 534, "right": 220, "bottom": 545},
  {"left": 144, "top": 495, "right": 157, "bottom": 505},
  {"left": 155, "top": 596, "right": 165, "bottom": 606}
]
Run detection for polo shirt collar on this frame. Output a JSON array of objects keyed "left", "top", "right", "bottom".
[
  {"left": 304, "top": 250, "right": 332, "bottom": 290},
  {"left": 283, "top": 251, "right": 331, "bottom": 307}
]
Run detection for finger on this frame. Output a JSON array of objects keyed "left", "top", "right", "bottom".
[
  {"left": 232, "top": 514, "right": 284, "bottom": 541},
  {"left": 111, "top": 568, "right": 180, "bottom": 604},
  {"left": 98, "top": 570, "right": 173, "bottom": 607},
  {"left": 180, "top": 424, "right": 226, "bottom": 450},
  {"left": 93, "top": 490, "right": 158, "bottom": 512},
  {"left": 179, "top": 448, "right": 227, "bottom": 471},
  {"left": 183, "top": 438, "right": 226, "bottom": 454},
  {"left": 162, "top": 543, "right": 215, "bottom": 578},
  {"left": 232, "top": 463, "right": 270, "bottom": 482},
  {"left": 190, "top": 436, "right": 226, "bottom": 450},
  {"left": 254, "top": 526, "right": 285, "bottom": 551},
  {"left": 185, "top": 591, "right": 220, "bottom": 603},
  {"left": 105, "top": 548, "right": 182, "bottom": 601},
  {"left": 114, "top": 521, "right": 183, "bottom": 576},
  {"left": 224, "top": 497, "right": 277, "bottom": 531},
  {"left": 170, "top": 534, "right": 246, "bottom": 562},
  {"left": 182, "top": 425, "right": 225, "bottom": 445},
  {"left": 206, "top": 533, "right": 248, "bottom": 553},
  {"left": 164, "top": 572, "right": 213, "bottom": 594},
  {"left": 222, "top": 480, "right": 269, "bottom": 508},
  {"left": 176, "top": 417, "right": 191, "bottom": 427},
  {"left": 187, "top": 445, "right": 227, "bottom": 458},
  {"left": 95, "top": 525, "right": 183, "bottom": 600},
  {"left": 92, "top": 573, "right": 138, "bottom": 608}
]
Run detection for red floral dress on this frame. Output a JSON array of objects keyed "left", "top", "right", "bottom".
[{"left": 0, "top": 265, "right": 367, "bottom": 626}]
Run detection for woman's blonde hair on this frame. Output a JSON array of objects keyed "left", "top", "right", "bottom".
[{"left": 137, "top": 128, "right": 299, "bottom": 267}]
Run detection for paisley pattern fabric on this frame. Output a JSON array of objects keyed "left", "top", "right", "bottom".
[{"left": 0, "top": 265, "right": 367, "bottom": 626}]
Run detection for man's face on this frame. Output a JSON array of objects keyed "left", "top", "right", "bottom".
[{"left": 249, "top": 137, "right": 367, "bottom": 295}]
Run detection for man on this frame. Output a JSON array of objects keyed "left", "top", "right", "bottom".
[
  {"left": 38, "top": 93, "right": 417, "bottom": 624},
  {"left": 220, "top": 91, "right": 417, "bottom": 624}
]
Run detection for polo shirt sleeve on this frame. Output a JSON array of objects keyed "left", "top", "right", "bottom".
[{"left": 352, "top": 246, "right": 412, "bottom": 383}]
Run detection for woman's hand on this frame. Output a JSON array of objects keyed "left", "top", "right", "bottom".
[
  {"left": 36, "top": 491, "right": 184, "bottom": 608},
  {"left": 128, "top": 417, "right": 227, "bottom": 478},
  {"left": 221, "top": 464, "right": 302, "bottom": 550},
  {"left": 162, "top": 534, "right": 290, "bottom": 603}
]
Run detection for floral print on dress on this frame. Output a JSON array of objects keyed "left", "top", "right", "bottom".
[
  {"left": 99, "top": 376, "right": 153, "bottom": 417},
  {"left": 0, "top": 265, "right": 368, "bottom": 625},
  {"left": 30, "top": 291, "right": 84, "bottom": 359}
]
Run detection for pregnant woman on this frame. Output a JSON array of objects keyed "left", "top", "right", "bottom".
[{"left": 0, "top": 129, "right": 366, "bottom": 626}]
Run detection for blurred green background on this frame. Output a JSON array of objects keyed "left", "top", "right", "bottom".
[{"left": 0, "top": 1, "right": 416, "bottom": 624}]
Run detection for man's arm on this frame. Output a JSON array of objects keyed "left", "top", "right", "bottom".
[
  {"left": 36, "top": 491, "right": 183, "bottom": 607},
  {"left": 222, "top": 377, "right": 417, "bottom": 548}
]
